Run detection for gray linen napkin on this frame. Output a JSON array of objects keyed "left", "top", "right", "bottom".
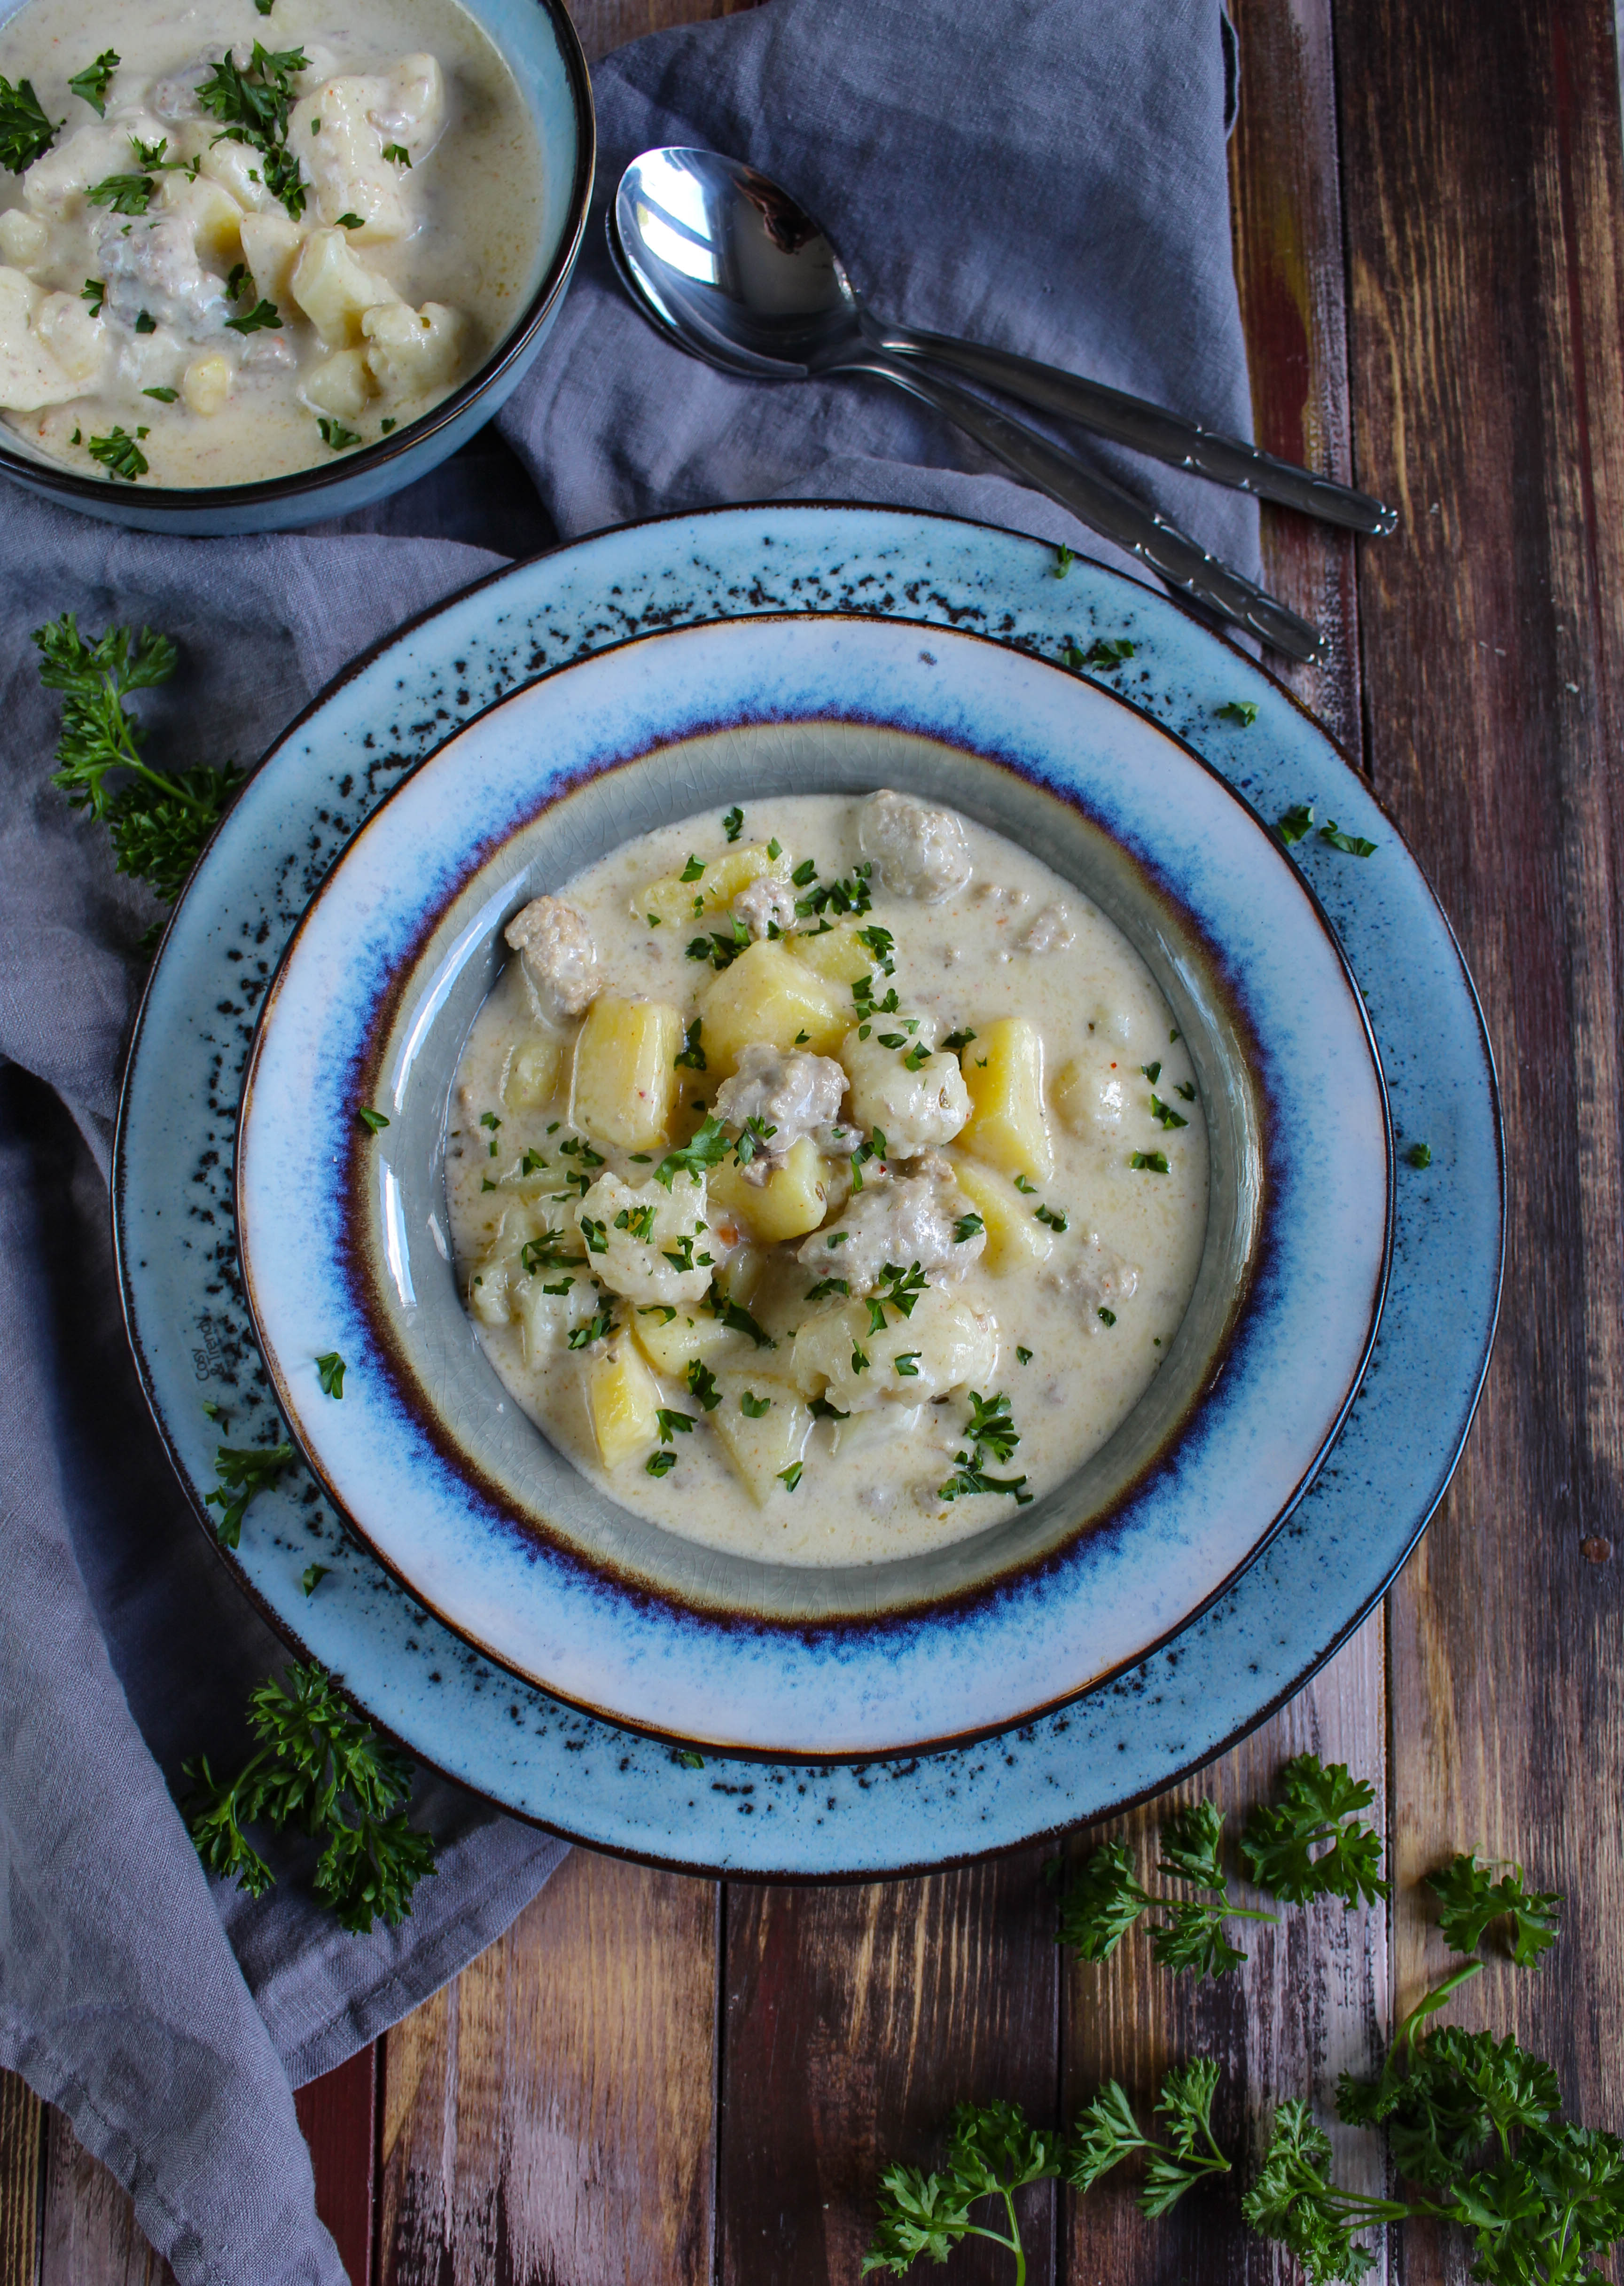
[{"left": 0, "top": 2, "right": 1254, "bottom": 2279}]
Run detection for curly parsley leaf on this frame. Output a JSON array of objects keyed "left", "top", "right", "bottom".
[
  {"left": 1278, "top": 803, "right": 1315, "bottom": 846},
  {"left": 1426, "top": 1852, "right": 1562, "bottom": 1965},
  {"left": 68, "top": 49, "right": 120, "bottom": 115},
  {"left": 1056, "top": 1839, "right": 1150, "bottom": 1961},
  {"left": 863, "top": 2099, "right": 1062, "bottom": 2279},
  {"left": 1243, "top": 2099, "right": 1405, "bottom": 2285},
  {"left": 195, "top": 42, "right": 310, "bottom": 217},
  {"left": 1319, "top": 819, "right": 1378, "bottom": 857},
  {"left": 203, "top": 1439, "right": 293, "bottom": 1547},
  {"left": 315, "top": 1350, "right": 345, "bottom": 1399},
  {"left": 1069, "top": 2060, "right": 1232, "bottom": 2216},
  {"left": 182, "top": 1659, "right": 436, "bottom": 1933},
  {"left": 1239, "top": 1754, "right": 1390, "bottom": 1908},
  {"left": 0, "top": 74, "right": 59, "bottom": 172},
  {"left": 652, "top": 1114, "right": 728, "bottom": 1190},
  {"left": 86, "top": 426, "right": 150, "bottom": 480}
]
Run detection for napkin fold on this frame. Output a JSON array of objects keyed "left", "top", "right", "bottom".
[{"left": 0, "top": 3, "right": 1255, "bottom": 2279}]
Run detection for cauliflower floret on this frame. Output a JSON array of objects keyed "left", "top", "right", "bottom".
[
  {"left": 1043, "top": 1233, "right": 1139, "bottom": 1329},
  {"left": 790, "top": 1286, "right": 999, "bottom": 1416},
  {"left": 857, "top": 788, "right": 973, "bottom": 901},
  {"left": 289, "top": 56, "right": 443, "bottom": 243},
  {"left": 839, "top": 1026, "right": 970, "bottom": 1156},
  {"left": 576, "top": 1172, "right": 713, "bottom": 1307},
  {"left": 290, "top": 226, "right": 402, "bottom": 349},
  {"left": 712, "top": 1042, "right": 848, "bottom": 1181},
  {"left": 798, "top": 1158, "right": 985, "bottom": 1293},
  {"left": 732, "top": 873, "right": 797, "bottom": 939},
  {"left": 361, "top": 298, "right": 465, "bottom": 399},
  {"left": 466, "top": 1201, "right": 601, "bottom": 1359},
  {"left": 1053, "top": 1054, "right": 1127, "bottom": 1141},
  {"left": 503, "top": 895, "right": 598, "bottom": 1024},
  {"left": 22, "top": 116, "right": 166, "bottom": 217},
  {"left": 0, "top": 267, "right": 107, "bottom": 409},
  {"left": 0, "top": 209, "right": 48, "bottom": 266}
]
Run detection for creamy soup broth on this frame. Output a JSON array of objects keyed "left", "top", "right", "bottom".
[
  {"left": 0, "top": 0, "right": 541, "bottom": 482},
  {"left": 445, "top": 791, "right": 1210, "bottom": 1568}
]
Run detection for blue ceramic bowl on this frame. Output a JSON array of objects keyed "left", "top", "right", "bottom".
[
  {"left": 235, "top": 609, "right": 1392, "bottom": 1758},
  {"left": 0, "top": 0, "right": 592, "bottom": 535}
]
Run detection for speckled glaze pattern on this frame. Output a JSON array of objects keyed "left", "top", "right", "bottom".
[
  {"left": 114, "top": 506, "right": 1502, "bottom": 1872},
  {"left": 0, "top": 0, "right": 594, "bottom": 535},
  {"left": 233, "top": 615, "right": 1391, "bottom": 1755}
]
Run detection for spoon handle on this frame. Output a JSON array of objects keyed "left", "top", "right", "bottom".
[
  {"left": 874, "top": 323, "right": 1396, "bottom": 538},
  {"left": 847, "top": 351, "right": 1325, "bottom": 661}
]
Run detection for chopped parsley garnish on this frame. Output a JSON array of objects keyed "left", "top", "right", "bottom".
[
  {"left": 870, "top": 1261, "right": 929, "bottom": 1324},
  {"left": 204, "top": 1438, "right": 293, "bottom": 1548},
  {"left": 1034, "top": 1204, "right": 1069, "bottom": 1231},
  {"left": 1131, "top": 1151, "right": 1171, "bottom": 1174},
  {"left": 777, "top": 1461, "right": 803, "bottom": 1491},
  {"left": 80, "top": 278, "right": 106, "bottom": 315},
  {"left": 1405, "top": 1141, "right": 1433, "bottom": 1168},
  {"left": 68, "top": 50, "right": 120, "bottom": 116},
  {"left": 646, "top": 1449, "right": 677, "bottom": 1476},
  {"left": 804, "top": 1276, "right": 850, "bottom": 1301},
  {"left": 0, "top": 74, "right": 60, "bottom": 172},
  {"left": 722, "top": 805, "right": 744, "bottom": 841},
  {"left": 1149, "top": 1096, "right": 1189, "bottom": 1130},
  {"left": 1216, "top": 699, "right": 1257, "bottom": 726},
  {"left": 766, "top": 837, "right": 782, "bottom": 860},
  {"left": 655, "top": 1408, "right": 695, "bottom": 1441},
  {"left": 316, "top": 415, "right": 361, "bottom": 450},
  {"left": 382, "top": 141, "right": 411, "bottom": 165},
  {"left": 195, "top": 43, "right": 311, "bottom": 220},
  {"left": 1064, "top": 634, "right": 1136, "bottom": 671},
  {"left": 941, "top": 1026, "right": 977, "bottom": 1054},
  {"left": 638, "top": 1303, "right": 678, "bottom": 1323},
  {"left": 1277, "top": 803, "right": 1315, "bottom": 846},
  {"left": 679, "top": 853, "right": 705, "bottom": 882},
  {"left": 740, "top": 1389, "right": 772, "bottom": 1417},
  {"left": 133, "top": 309, "right": 157, "bottom": 333},
  {"left": 566, "top": 1307, "right": 615, "bottom": 1349},
  {"left": 796, "top": 862, "right": 873, "bottom": 920},
  {"left": 226, "top": 297, "right": 283, "bottom": 334},
  {"left": 1054, "top": 541, "right": 1075, "bottom": 576},
  {"left": 1141, "top": 1060, "right": 1162, "bottom": 1083},
  {"left": 653, "top": 1118, "right": 729, "bottom": 1188},
  {"left": 733, "top": 1114, "right": 778, "bottom": 1169},
  {"left": 357, "top": 1106, "right": 389, "bottom": 1133},
  {"left": 519, "top": 1230, "right": 582, "bottom": 1275},
  {"left": 315, "top": 1350, "right": 345, "bottom": 1398},
  {"left": 579, "top": 1216, "right": 609, "bottom": 1255},
  {"left": 142, "top": 385, "right": 179, "bottom": 402},
  {"left": 953, "top": 1213, "right": 984, "bottom": 1244},
  {"left": 1097, "top": 1307, "right": 1116, "bottom": 1327},
  {"left": 790, "top": 856, "right": 819, "bottom": 887},
  {"left": 850, "top": 1344, "right": 871, "bottom": 1375},
  {"left": 894, "top": 1352, "right": 921, "bottom": 1378},
  {"left": 1175, "top": 1082, "right": 1195, "bottom": 1101},
  {"left": 612, "top": 1204, "right": 657, "bottom": 1243},
  {"left": 300, "top": 1563, "right": 328, "bottom": 1597},
  {"left": 902, "top": 1041, "right": 932, "bottom": 1072},
  {"left": 708, "top": 1286, "right": 775, "bottom": 1348},
  {"left": 1016, "top": 1346, "right": 1033, "bottom": 1364},
  {"left": 1013, "top": 1173, "right": 1037, "bottom": 1195},
  {"left": 686, "top": 1361, "right": 721, "bottom": 1412},
  {"left": 1319, "top": 819, "right": 1378, "bottom": 856},
  {"left": 335, "top": 210, "right": 365, "bottom": 228},
  {"left": 809, "top": 1395, "right": 849, "bottom": 1421}
]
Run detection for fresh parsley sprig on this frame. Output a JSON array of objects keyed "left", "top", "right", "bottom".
[
  {"left": 182, "top": 1659, "right": 437, "bottom": 1932},
  {"left": 1425, "top": 1851, "right": 1562, "bottom": 1965},
  {"left": 33, "top": 615, "right": 243, "bottom": 909},
  {"left": 1242, "top": 2098, "right": 1410, "bottom": 2284},
  {"left": 862, "top": 2101, "right": 1062, "bottom": 2284},
  {"left": 1069, "top": 2059, "right": 1232, "bottom": 2215},
  {"left": 1150, "top": 1800, "right": 1278, "bottom": 1975},
  {"left": 204, "top": 1439, "right": 293, "bottom": 1547},
  {"left": 68, "top": 49, "right": 120, "bottom": 115},
  {"left": 1240, "top": 1754, "right": 1391, "bottom": 1907},
  {"left": 195, "top": 42, "right": 309, "bottom": 218}
]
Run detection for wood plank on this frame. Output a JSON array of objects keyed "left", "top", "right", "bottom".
[
  {"left": 1335, "top": 0, "right": 1624, "bottom": 2182},
  {"left": 1061, "top": 1620, "right": 1390, "bottom": 2281},
  {"left": 294, "top": 2048, "right": 378, "bottom": 2286},
  {"left": 377, "top": 1850, "right": 718, "bottom": 2285},
  {"left": 37, "top": 2114, "right": 174, "bottom": 2286},
  {"left": 1226, "top": 0, "right": 1364, "bottom": 752},
  {"left": 717, "top": 1847, "right": 1061, "bottom": 2286},
  {"left": 0, "top": 2075, "right": 41, "bottom": 2286}
]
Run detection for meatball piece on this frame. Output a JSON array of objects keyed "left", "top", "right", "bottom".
[
  {"left": 857, "top": 789, "right": 973, "bottom": 901},
  {"left": 712, "top": 1043, "right": 849, "bottom": 1181},
  {"left": 504, "top": 895, "right": 598, "bottom": 1025},
  {"left": 797, "top": 1159, "right": 985, "bottom": 1293},
  {"left": 732, "top": 875, "right": 797, "bottom": 940},
  {"left": 1043, "top": 1233, "right": 1139, "bottom": 1329},
  {"left": 1023, "top": 903, "right": 1075, "bottom": 954},
  {"left": 839, "top": 1027, "right": 971, "bottom": 1156},
  {"left": 575, "top": 1172, "right": 712, "bottom": 1306}
]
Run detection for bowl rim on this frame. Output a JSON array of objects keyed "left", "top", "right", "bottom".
[
  {"left": 231, "top": 603, "right": 1395, "bottom": 1760},
  {"left": 0, "top": 0, "right": 595, "bottom": 510}
]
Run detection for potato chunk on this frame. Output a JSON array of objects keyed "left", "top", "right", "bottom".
[
  {"left": 571, "top": 994, "right": 682, "bottom": 1149},
  {"left": 361, "top": 299, "right": 465, "bottom": 398},
  {"left": 710, "top": 1134, "right": 832, "bottom": 1244},
  {"left": 303, "top": 347, "right": 374, "bottom": 419},
  {"left": 239, "top": 210, "right": 306, "bottom": 306},
  {"left": 946, "top": 1154, "right": 1054, "bottom": 1275},
  {"left": 710, "top": 1376, "right": 813, "bottom": 1506},
  {"left": 697, "top": 942, "right": 844, "bottom": 1075},
  {"left": 505, "top": 1035, "right": 564, "bottom": 1110},
  {"left": 290, "top": 227, "right": 402, "bottom": 348},
  {"left": 0, "top": 209, "right": 48, "bottom": 266},
  {"left": 0, "top": 267, "right": 103, "bottom": 409},
  {"left": 644, "top": 841, "right": 790, "bottom": 929},
  {"left": 957, "top": 1016, "right": 1054, "bottom": 1181},
  {"left": 585, "top": 1341, "right": 660, "bottom": 1470},
  {"left": 630, "top": 1306, "right": 749, "bottom": 1381},
  {"left": 182, "top": 354, "right": 231, "bottom": 416},
  {"left": 785, "top": 919, "right": 880, "bottom": 988}
]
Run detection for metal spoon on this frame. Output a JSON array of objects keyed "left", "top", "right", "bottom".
[{"left": 611, "top": 150, "right": 1356, "bottom": 659}]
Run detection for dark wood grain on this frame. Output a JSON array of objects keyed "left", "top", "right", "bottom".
[
  {"left": 0, "top": 2076, "right": 41, "bottom": 2286},
  {"left": 294, "top": 2047, "right": 377, "bottom": 2286},
  {"left": 717, "top": 1849, "right": 1061, "bottom": 2286},
  {"left": 36, "top": 2113, "right": 174, "bottom": 2286},
  {"left": 1335, "top": 0, "right": 1624, "bottom": 2223},
  {"left": 1227, "top": 0, "right": 1364, "bottom": 752},
  {"left": 376, "top": 1850, "right": 718, "bottom": 2285}
]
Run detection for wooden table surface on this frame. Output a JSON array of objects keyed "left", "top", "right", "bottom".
[{"left": 5, "top": 0, "right": 1623, "bottom": 2278}]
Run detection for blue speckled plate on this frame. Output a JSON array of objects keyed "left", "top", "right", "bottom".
[{"left": 114, "top": 505, "right": 1502, "bottom": 1872}]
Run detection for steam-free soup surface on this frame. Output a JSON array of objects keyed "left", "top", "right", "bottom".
[
  {"left": 446, "top": 791, "right": 1210, "bottom": 1568},
  {"left": 0, "top": 0, "right": 541, "bottom": 483}
]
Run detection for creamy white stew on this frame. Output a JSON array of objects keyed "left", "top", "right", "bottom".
[
  {"left": 446, "top": 792, "right": 1210, "bottom": 1569},
  {"left": 0, "top": 0, "right": 541, "bottom": 483}
]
